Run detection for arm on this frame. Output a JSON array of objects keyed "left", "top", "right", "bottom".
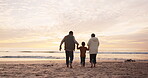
[
  {"left": 87, "top": 39, "right": 90, "bottom": 50},
  {"left": 77, "top": 45, "right": 80, "bottom": 49},
  {"left": 59, "top": 36, "right": 65, "bottom": 51},
  {"left": 98, "top": 41, "right": 100, "bottom": 47},
  {"left": 97, "top": 38, "right": 100, "bottom": 47},
  {"left": 74, "top": 37, "right": 79, "bottom": 48},
  {"left": 74, "top": 37, "right": 79, "bottom": 45},
  {"left": 86, "top": 47, "right": 89, "bottom": 50}
]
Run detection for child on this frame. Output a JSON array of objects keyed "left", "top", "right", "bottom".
[{"left": 77, "top": 42, "right": 88, "bottom": 67}]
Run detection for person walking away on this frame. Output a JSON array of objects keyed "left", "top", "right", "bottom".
[
  {"left": 59, "top": 31, "right": 79, "bottom": 68},
  {"left": 87, "top": 33, "right": 99, "bottom": 68},
  {"left": 77, "top": 42, "right": 88, "bottom": 67}
]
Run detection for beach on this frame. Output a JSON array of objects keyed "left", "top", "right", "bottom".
[{"left": 0, "top": 60, "right": 148, "bottom": 78}]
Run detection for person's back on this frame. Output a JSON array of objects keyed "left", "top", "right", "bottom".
[
  {"left": 87, "top": 33, "right": 99, "bottom": 68},
  {"left": 77, "top": 42, "right": 88, "bottom": 67},
  {"left": 87, "top": 37, "right": 99, "bottom": 54},
  {"left": 59, "top": 31, "right": 79, "bottom": 68},
  {"left": 79, "top": 46, "right": 87, "bottom": 57},
  {"left": 64, "top": 35, "right": 75, "bottom": 51}
]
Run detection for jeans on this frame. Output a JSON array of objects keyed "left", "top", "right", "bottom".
[
  {"left": 65, "top": 51, "right": 74, "bottom": 65},
  {"left": 81, "top": 57, "right": 85, "bottom": 65},
  {"left": 90, "top": 54, "right": 97, "bottom": 64}
]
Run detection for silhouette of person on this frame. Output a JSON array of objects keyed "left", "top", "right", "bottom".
[
  {"left": 87, "top": 33, "right": 99, "bottom": 68},
  {"left": 59, "top": 31, "right": 79, "bottom": 68},
  {"left": 77, "top": 42, "right": 89, "bottom": 67}
]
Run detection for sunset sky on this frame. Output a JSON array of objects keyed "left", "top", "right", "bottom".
[{"left": 0, "top": 0, "right": 148, "bottom": 51}]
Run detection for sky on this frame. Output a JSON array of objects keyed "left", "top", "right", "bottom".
[{"left": 0, "top": 0, "right": 148, "bottom": 51}]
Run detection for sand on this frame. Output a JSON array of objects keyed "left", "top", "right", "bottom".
[{"left": 0, "top": 60, "right": 148, "bottom": 78}]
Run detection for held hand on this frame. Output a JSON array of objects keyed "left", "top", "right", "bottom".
[
  {"left": 77, "top": 44, "right": 79, "bottom": 47},
  {"left": 59, "top": 46, "right": 62, "bottom": 51},
  {"left": 77, "top": 44, "right": 79, "bottom": 49}
]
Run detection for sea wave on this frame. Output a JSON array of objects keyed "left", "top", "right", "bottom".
[
  {"left": 0, "top": 56, "right": 148, "bottom": 61},
  {"left": 18, "top": 51, "right": 148, "bottom": 54},
  {"left": 0, "top": 56, "right": 64, "bottom": 59}
]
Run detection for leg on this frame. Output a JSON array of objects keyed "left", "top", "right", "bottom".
[
  {"left": 90, "top": 54, "right": 93, "bottom": 63},
  {"left": 90, "top": 54, "right": 93, "bottom": 68},
  {"left": 81, "top": 57, "right": 83, "bottom": 66},
  {"left": 83, "top": 57, "right": 85, "bottom": 67},
  {"left": 69, "top": 51, "right": 74, "bottom": 64},
  {"left": 93, "top": 54, "right": 97, "bottom": 67},
  {"left": 65, "top": 51, "right": 70, "bottom": 67},
  {"left": 69, "top": 51, "right": 74, "bottom": 68}
]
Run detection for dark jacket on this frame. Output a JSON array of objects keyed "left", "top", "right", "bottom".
[{"left": 60, "top": 35, "right": 79, "bottom": 51}]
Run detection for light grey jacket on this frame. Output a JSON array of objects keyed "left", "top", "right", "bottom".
[{"left": 87, "top": 37, "right": 99, "bottom": 54}]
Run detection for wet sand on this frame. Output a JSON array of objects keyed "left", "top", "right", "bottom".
[{"left": 0, "top": 60, "right": 148, "bottom": 78}]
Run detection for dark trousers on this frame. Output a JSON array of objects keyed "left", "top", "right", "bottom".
[
  {"left": 90, "top": 54, "right": 97, "bottom": 64},
  {"left": 65, "top": 51, "right": 73, "bottom": 65},
  {"left": 80, "top": 57, "right": 85, "bottom": 65}
]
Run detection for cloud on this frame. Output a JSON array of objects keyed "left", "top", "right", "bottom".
[
  {"left": 0, "top": 0, "right": 148, "bottom": 50},
  {"left": 100, "top": 27, "right": 148, "bottom": 49}
]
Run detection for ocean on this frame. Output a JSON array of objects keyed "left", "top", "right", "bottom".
[{"left": 0, "top": 50, "right": 148, "bottom": 61}]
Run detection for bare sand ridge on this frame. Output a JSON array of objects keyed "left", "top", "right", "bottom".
[{"left": 0, "top": 60, "right": 148, "bottom": 78}]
